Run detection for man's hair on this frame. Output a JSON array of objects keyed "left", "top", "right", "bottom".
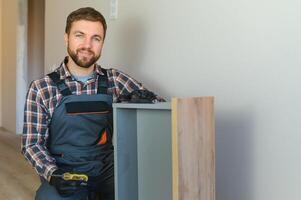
[{"left": 65, "top": 7, "right": 107, "bottom": 38}]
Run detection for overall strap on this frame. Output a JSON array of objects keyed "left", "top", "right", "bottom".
[
  {"left": 97, "top": 68, "right": 109, "bottom": 94},
  {"left": 48, "top": 71, "right": 72, "bottom": 96}
]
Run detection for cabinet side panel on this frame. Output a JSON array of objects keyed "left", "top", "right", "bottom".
[
  {"left": 114, "top": 109, "right": 138, "bottom": 200},
  {"left": 177, "top": 97, "right": 215, "bottom": 200}
]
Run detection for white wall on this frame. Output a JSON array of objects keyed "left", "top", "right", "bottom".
[
  {"left": 45, "top": 1, "right": 301, "bottom": 200},
  {"left": 2, "top": 0, "right": 17, "bottom": 132},
  {"left": 15, "top": 0, "right": 28, "bottom": 134}
]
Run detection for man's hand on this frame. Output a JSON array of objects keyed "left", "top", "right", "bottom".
[{"left": 49, "top": 169, "right": 87, "bottom": 197}]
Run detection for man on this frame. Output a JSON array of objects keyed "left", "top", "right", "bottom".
[{"left": 22, "top": 7, "right": 163, "bottom": 200}]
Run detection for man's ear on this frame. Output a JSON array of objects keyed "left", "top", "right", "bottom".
[{"left": 64, "top": 33, "right": 68, "bottom": 47}]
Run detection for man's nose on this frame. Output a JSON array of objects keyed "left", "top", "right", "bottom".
[{"left": 82, "top": 38, "right": 92, "bottom": 48}]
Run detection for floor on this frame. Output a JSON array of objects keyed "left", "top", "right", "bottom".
[{"left": 0, "top": 128, "right": 39, "bottom": 200}]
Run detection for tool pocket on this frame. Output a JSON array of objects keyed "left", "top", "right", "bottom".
[{"left": 65, "top": 101, "right": 112, "bottom": 115}]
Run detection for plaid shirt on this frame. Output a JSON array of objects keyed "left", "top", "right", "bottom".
[{"left": 21, "top": 58, "right": 160, "bottom": 180}]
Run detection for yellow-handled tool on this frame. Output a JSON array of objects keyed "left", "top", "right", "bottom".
[{"left": 51, "top": 172, "right": 88, "bottom": 182}]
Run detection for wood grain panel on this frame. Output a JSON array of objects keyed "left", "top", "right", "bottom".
[
  {"left": 172, "top": 99, "right": 179, "bottom": 200},
  {"left": 172, "top": 97, "right": 215, "bottom": 200}
]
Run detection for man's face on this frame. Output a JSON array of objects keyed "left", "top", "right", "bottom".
[{"left": 64, "top": 20, "right": 105, "bottom": 68}]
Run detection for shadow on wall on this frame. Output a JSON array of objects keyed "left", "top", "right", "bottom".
[
  {"left": 116, "top": 18, "right": 169, "bottom": 98},
  {"left": 216, "top": 110, "right": 255, "bottom": 200},
  {"left": 118, "top": 17, "right": 147, "bottom": 73}
]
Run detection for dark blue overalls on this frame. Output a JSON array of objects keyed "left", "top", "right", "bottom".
[{"left": 35, "top": 69, "right": 114, "bottom": 200}]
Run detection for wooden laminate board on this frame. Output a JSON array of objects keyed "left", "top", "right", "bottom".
[{"left": 172, "top": 97, "right": 215, "bottom": 200}]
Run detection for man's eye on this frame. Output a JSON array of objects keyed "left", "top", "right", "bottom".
[
  {"left": 93, "top": 37, "right": 101, "bottom": 42},
  {"left": 75, "top": 34, "right": 83, "bottom": 38}
]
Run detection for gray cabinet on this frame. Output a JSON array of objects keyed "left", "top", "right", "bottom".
[{"left": 113, "top": 97, "right": 215, "bottom": 200}]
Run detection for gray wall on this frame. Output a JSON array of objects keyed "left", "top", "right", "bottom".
[
  {"left": 45, "top": 0, "right": 301, "bottom": 200},
  {"left": 28, "top": 0, "right": 45, "bottom": 82}
]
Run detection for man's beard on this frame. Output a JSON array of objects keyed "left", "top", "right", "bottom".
[{"left": 67, "top": 46, "right": 100, "bottom": 68}]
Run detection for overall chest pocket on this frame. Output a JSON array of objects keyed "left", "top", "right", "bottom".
[{"left": 65, "top": 101, "right": 112, "bottom": 115}]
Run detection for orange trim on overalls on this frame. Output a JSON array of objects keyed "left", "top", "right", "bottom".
[{"left": 98, "top": 130, "right": 107, "bottom": 145}]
